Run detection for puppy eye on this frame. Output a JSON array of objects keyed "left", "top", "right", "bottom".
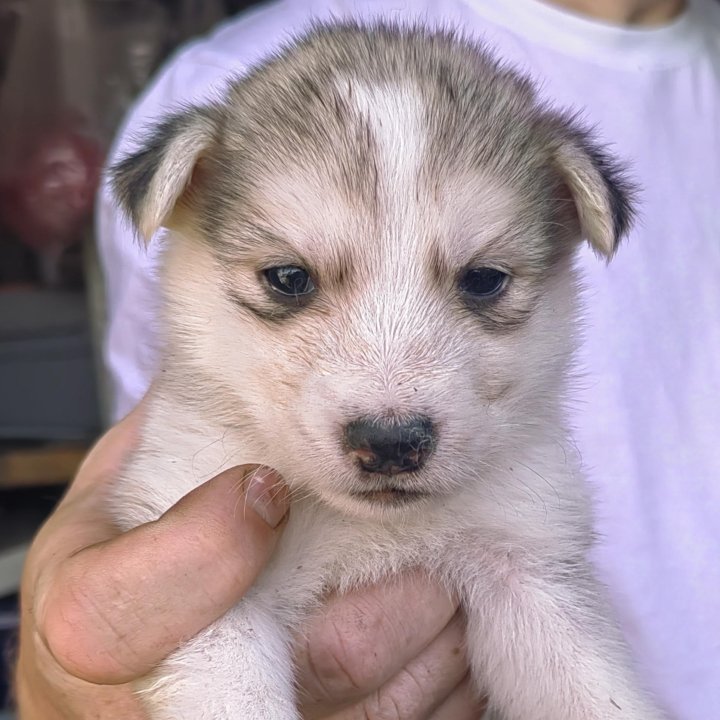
[
  {"left": 459, "top": 268, "right": 508, "bottom": 298},
  {"left": 264, "top": 265, "right": 316, "bottom": 299}
]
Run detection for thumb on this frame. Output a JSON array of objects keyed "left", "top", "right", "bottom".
[{"left": 42, "top": 464, "right": 289, "bottom": 685}]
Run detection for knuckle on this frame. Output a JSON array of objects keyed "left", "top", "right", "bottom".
[
  {"left": 362, "top": 689, "right": 406, "bottom": 720},
  {"left": 360, "top": 683, "right": 419, "bottom": 720},
  {"left": 42, "top": 558, "right": 139, "bottom": 683},
  {"left": 356, "top": 662, "right": 438, "bottom": 720},
  {"left": 377, "top": 668, "right": 427, "bottom": 719},
  {"left": 307, "top": 615, "right": 385, "bottom": 699}
]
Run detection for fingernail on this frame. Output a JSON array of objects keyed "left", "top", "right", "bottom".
[{"left": 244, "top": 467, "right": 289, "bottom": 528}]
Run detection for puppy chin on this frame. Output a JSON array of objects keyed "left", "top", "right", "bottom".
[{"left": 314, "top": 476, "right": 437, "bottom": 521}]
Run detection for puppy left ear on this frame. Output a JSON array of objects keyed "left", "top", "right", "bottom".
[
  {"left": 110, "top": 106, "right": 219, "bottom": 244},
  {"left": 550, "top": 122, "right": 637, "bottom": 260}
]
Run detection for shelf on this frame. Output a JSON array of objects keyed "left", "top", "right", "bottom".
[
  {"left": 0, "top": 484, "right": 66, "bottom": 597},
  {"left": 0, "top": 443, "right": 86, "bottom": 488}
]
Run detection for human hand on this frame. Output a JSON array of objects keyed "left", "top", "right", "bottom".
[
  {"left": 296, "top": 572, "right": 485, "bottom": 719},
  {"left": 15, "top": 397, "right": 289, "bottom": 719},
  {"left": 15, "top": 395, "right": 484, "bottom": 720}
]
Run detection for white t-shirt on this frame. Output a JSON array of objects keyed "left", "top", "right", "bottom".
[{"left": 96, "top": 1, "right": 720, "bottom": 717}]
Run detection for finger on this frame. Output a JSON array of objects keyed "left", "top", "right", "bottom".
[
  {"left": 40, "top": 464, "right": 289, "bottom": 685},
  {"left": 366, "top": 613, "right": 468, "bottom": 719},
  {"left": 295, "top": 570, "right": 458, "bottom": 710},
  {"left": 430, "top": 676, "right": 487, "bottom": 720},
  {"left": 308, "top": 612, "right": 469, "bottom": 720}
]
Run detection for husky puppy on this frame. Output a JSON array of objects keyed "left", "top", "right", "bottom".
[{"left": 110, "top": 21, "right": 666, "bottom": 720}]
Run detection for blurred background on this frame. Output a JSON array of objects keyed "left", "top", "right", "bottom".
[{"left": 0, "top": 0, "right": 262, "bottom": 712}]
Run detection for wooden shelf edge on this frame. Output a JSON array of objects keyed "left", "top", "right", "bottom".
[{"left": 0, "top": 444, "right": 88, "bottom": 488}]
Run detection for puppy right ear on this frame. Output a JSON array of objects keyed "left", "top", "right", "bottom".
[{"left": 110, "top": 106, "right": 219, "bottom": 244}]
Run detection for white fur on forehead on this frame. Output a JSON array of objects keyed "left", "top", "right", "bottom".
[{"left": 340, "top": 79, "right": 426, "bottom": 192}]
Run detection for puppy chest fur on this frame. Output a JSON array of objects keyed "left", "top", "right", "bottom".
[{"left": 109, "top": 22, "right": 666, "bottom": 720}]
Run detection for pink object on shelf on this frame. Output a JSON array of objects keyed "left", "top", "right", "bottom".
[{"left": 0, "top": 118, "right": 104, "bottom": 252}]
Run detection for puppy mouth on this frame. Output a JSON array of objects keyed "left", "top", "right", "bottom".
[{"left": 349, "top": 486, "right": 432, "bottom": 506}]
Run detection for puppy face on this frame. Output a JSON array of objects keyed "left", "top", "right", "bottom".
[{"left": 113, "top": 23, "right": 634, "bottom": 519}]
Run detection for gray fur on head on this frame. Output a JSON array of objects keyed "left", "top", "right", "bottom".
[{"left": 112, "top": 21, "right": 635, "bottom": 257}]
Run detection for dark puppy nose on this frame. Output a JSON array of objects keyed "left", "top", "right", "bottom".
[{"left": 344, "top": 416, "right": 435, "bottom": 475}]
